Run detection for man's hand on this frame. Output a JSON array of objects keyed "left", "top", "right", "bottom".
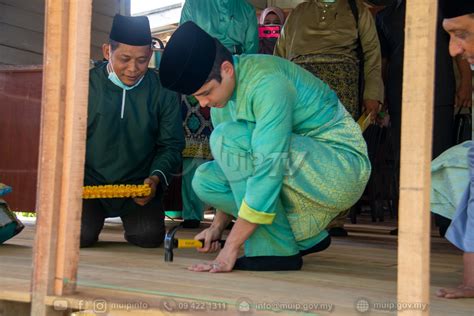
[
  {"left": 134, "top": 175, "right": 159, "bottom": 206},
  {"left": 363, "top": 99, "right": 381, "bottom": 121},
  {"left": 194, "top": 226, "right": 224, "bottom": 253},
  {"left": 188, "top": 217, "right": 257, "bottom": 273},
  {"left": 188, "top": 245, "right": 240, "bottom": 273}
]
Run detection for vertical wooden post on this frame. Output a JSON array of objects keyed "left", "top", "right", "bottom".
[
  {"left": 397, "top": 0, "right": 438, "bottom": 315},
  {"left": 31, "top": 0, "right": 92, "bottom": 315}
]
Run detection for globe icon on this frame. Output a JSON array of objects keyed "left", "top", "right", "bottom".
[{"left": 355, "top": 298, "right": 370, "bottom": 313}]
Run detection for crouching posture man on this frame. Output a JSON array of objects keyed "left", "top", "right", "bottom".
[{"left": 159, "top": 22, "right": 370, "bottom": 271}]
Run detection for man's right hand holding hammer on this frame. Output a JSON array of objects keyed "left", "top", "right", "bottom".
[{"left": 194, "top": 211, "right": 232, "bottom": 253}]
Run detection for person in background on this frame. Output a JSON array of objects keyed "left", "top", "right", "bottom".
[
  {"left": 0, "top": 184, "right": 24, "bottom": 244},
  {"left": 258, "top": 6, "right": 286, "bottom": 54},
  {"left": 377, "top": 0, "right": 472, "bottom": 236},
  {"left": 274, "top": 0, "right": 384, "bottom": 237},
  {"left": 178, "top": 0, "right": 259, "bottom": 228},
  {"left": 81, "top": 15, "right": 184, "bottom": 247},
  {"left": 435, "top": 0, "right": 474, "bottom": 299},
  {"left": 180, "top": 0, "right": 259, "bottom": 55}
]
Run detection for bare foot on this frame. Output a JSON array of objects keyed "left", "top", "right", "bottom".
[{"left": 436, "top": 285, "right": 474, "bottom": 299}]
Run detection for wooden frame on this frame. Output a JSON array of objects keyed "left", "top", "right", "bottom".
[
  {"left": 31, "top": 0, "right": 92, "bottom": 315},
  {"left": 26, "top": 0, "right": 439, "bottom": 315},
  {"left": 397, "top": 0, "right": 437, "bottom": 314}
]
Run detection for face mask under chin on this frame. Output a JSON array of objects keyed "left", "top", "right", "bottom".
[{"left": 107, "top": 55, "right": 144, "bottom": 90}]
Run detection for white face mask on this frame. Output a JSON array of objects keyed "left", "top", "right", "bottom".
[{"left": 107, "top": 46, "right": 144, "bottom": 90}]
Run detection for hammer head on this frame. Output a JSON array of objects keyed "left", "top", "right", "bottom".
[{"left": 164, "top": 225, "right": 181, "bottom": 262}]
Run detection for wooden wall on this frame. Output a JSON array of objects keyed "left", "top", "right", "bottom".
[
  {"left": 0, "top": 67, "right": 42, "bottom": 211},
  {"left": 0, "top": 0, "right": 130, "bottom": 65}
]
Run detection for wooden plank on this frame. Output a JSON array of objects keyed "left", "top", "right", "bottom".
[
  {"left": 0, "top": 288, "right": 31, "bottom": 304},
  {"left": 0, "top": 301, "right": 31, "bottom": 316},
  {"left": 90, "top": 29, "right": 109, "bottom": 49},
  {"left": 30, "top": 0, "right": 92, "bottom": 315},
  {"left": 0, "top": 23, "right": 44, "bottom": 54},
  {"left": 397, "top": 1, "right": 437, "bottom": 315},
  {"left": 0, "top": 0, "right": 45, "bottom": 14},
  {"left": 0, "top": 4, "right": 44, "bottom": 33},
  {"left": 0, "top": 22, "right": 108, "bottom": 55},
  {"left": 91, "top": 12, "right": 114, "bottom": 33},
  {"left": 54, "top": 0, "right": 92, "bottom": 297},
  {"left": 2, "top": 223, "right": 474, "bottom": 315},
  {"left": 0, "top": 64, "right": 42, "bottom": 71},
  {"left": 0, "top": 0, "right": 122, "bottom": 17},
  {"left": 0, "top": 38, "right": 104, "bottom": 67},
  {"left": 93, "top": 0, "right": 120, "bottom": 16},
  {"left": 0, "top": 0, "right": 119, "bottom": 65}
]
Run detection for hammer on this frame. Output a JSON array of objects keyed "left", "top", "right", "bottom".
[{"left": 164, "top": 224, "right": 225, "bottom": 262}]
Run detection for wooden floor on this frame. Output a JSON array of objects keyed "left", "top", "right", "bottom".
[{"left": 1, "top": 218, "right": 473, "bottom": 315}]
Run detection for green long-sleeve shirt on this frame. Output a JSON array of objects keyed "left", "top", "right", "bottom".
[
  {"left": 211, "top": 55, "right": 370, "bottom": 224},
  {"left": 86, "top": 63, "right": 184, "bottom": 198},
  {"left": 180, "top": 0, "right": 259, "bottom": 54},
  {"left": 274, "top": 0, "right": 384, "bottom": 102}
]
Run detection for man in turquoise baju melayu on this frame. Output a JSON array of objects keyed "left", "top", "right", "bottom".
[
  {"left": 160, "top": 22, "right": 371, "bottom": 272},
  {"left": 178, "top": 0, "right": 259, "bottom": 228}
]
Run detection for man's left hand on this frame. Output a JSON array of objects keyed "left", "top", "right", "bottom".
[
  {"left": 188, "top": 245, "right": 239, "bottom": 273},
  {"left": 363, "top": 99, "right": 381, "bottom": 120},
  {"left": 134, "top": 176, "right": 159, "bottom": 206}
]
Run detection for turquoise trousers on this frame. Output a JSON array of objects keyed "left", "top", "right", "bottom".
[{"left": 192, "top": 122, "right": 332, "bottom": 257}]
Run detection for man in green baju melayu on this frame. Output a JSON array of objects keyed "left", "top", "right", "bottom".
[
  {"left": 159, "top": 22, "right": 370, "bottom": 272},
  {"left": 81, "top": 15, "right": 184, "bottom": 248}
]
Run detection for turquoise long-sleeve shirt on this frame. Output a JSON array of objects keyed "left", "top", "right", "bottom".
[
  {"left": 180, "top": 0, "right": 259, "bottom": 54},
  {"left": 211, "top": 55, "right": 368, "bottom": 224}
]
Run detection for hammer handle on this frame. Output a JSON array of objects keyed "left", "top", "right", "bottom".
[
  {"left": 175, "top": 239, "right": 225, "bottom": 249},
  {"left": 199, "top": 239, "right": 226, "bottom": 248},
  {"left": 177, "top": 239, "right": 203, "bottom": 248}
]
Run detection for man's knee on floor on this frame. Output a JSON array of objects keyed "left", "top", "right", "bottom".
[
  {"left": 80, "top": 230, "right": 99, "bottom": 248},
  {"left": 125, "top": 227, "right": 165, "bottom": 248}
]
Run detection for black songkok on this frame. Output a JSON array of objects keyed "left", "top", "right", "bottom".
[
  {"left": 159, "top": 22, "right": 217, "bottom": 95},
  {"left": 440, "top": 0, "right": 474, "bottom": 19},
  {"left": 109, "top": 14, "right": 152, "bottom": 46}
]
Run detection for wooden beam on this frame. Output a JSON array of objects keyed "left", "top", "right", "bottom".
[
  {"left": 31, "top": 0, "right": 91, "bottom": 315},
  {"left": 0, "top": 301, "right": 31, "bottom": 316},
  {"left": 397, "top": 0, "right": 437, "bottom": 315}
]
